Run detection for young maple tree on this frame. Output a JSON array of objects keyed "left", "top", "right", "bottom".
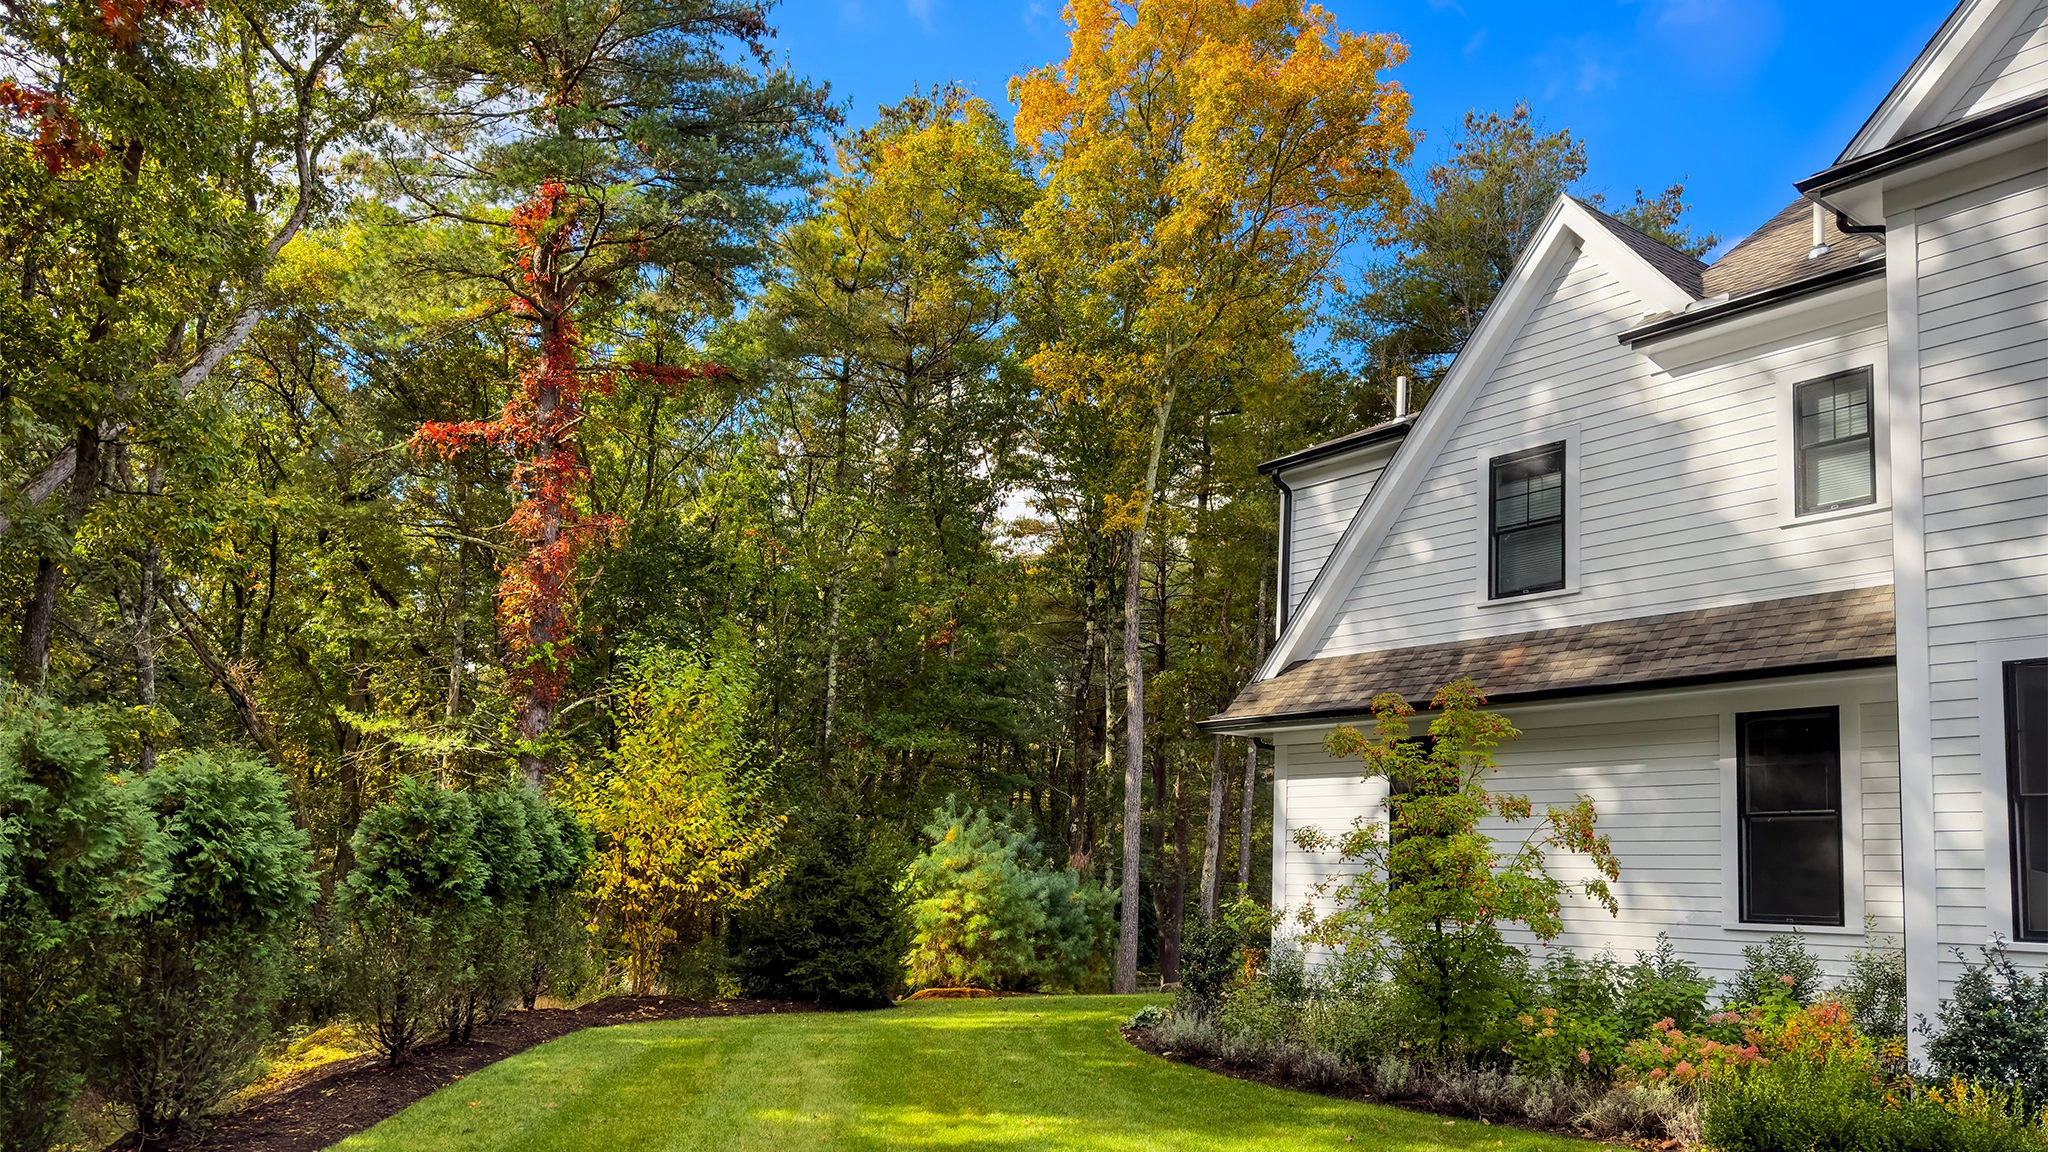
[
  {"left": 1294, "top": 678, "right": 1622, "bottom": 1060},
  {"left": 1011, "top": 0, "right": 1416, "bottom": 993},
  {"left": 400, "top": 0, "right": 829, "bottom": 786}
]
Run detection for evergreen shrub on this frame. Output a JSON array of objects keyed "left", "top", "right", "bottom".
[
  {"left": 94, "top": 750, "right": 315, "bottom": 1145},
  {"left": 1928, "top": 945, "right": 2048, "bottom": 1110},
  {"left": 732, "top": 812, "right": 909, "bottom": 1005}
]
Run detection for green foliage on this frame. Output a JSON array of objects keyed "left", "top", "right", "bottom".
[
  {"left": 1506, "top": 936, "right": 1717, "bottom": 1080},
  {"left": 902, "top": 800, "right": 1114, "bottom": 992},
  {"left": 1839, "top": 938, "right": 1908, "bottom": 1041},
  {"left": 1703, "top": 1053, "right": 2048, "bottom": 1152},
  {"left": 1928, "top": 945, "right": 2048, "bottom": 1110},
  {"left": 94, "top": 750, "right": 316, "bottom": 1144},
  {"left": 1296, "top": 679, "right": 1621, "bottom": 1062},
  {"left": 0, "top": 700, "right": 156, "bottom": 1152},
  {"left": 1724, "top": 934, "right": 1827, "bottom": 1009},
  {"left": 731, "top": 812, "right": 911, "bottom": 1006}
]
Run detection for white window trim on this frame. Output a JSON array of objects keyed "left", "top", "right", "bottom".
[
  {"left": 1776, "top": 355, "right": 1890, "bottom": 529},
  {"left": 1978, "top": 634, "right": 2048, "bottom": 954},
  {"left": 1718, "top": 683, "right": 1874, "bottom": 936},
  {"left": 1472, "top": 423, "right": 1581, "bottom": 607}
]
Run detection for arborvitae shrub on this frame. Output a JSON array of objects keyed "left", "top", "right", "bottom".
[
  {"left": 0, "top": 701, "right": 154, "bottom": 1152},
  {"left": 95, "top": 750, "right": 316, "bottom": 1145},
  {"left": 731, "top": 812, "right": 908, "bottom": 1006}
]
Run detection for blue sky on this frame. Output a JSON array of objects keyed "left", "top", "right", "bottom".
[{"left": 768, "top": 0, "right": 1955, "bottom": 259}]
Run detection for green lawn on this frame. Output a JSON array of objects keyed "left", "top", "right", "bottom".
[{"left": 332, "top": 995, "right": 1593, "bottom": 1151}]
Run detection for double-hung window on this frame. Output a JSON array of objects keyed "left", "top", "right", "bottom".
[
  {"left": 1795, "top": 368, "right": 1876, "bottom": 515},
  {"left": 1738, "top": 708, "right": 1844, "bottom": 926},
  {"left": 1489, "top": 442, "right": 1566, "bottom": 599},
  {"left": 2007, "top": 660, "right": 2048, "bottom": 942}
]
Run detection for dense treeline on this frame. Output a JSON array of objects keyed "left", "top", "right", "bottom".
[{"left": 1, "top": 0, "right": 1723, "bottom": 1142}]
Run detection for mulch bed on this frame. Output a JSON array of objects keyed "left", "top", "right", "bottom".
[
  {"left": 1121, "top": 1026, "right": 1673, "bottom": 1149},
  {"left": 174, "top": 997, "right": 827, "bottom": 1152}
]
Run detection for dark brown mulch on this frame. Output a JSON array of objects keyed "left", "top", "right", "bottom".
[
  {"left": 1121, "top": 1026, "right": 1670, "bottom": 1149},
  {"left": 174, "top": 997, "right": 828, "bottom": 1152}
]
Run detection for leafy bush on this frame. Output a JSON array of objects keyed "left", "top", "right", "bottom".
[
  {"left": 902, "top": 800, "right": 1113, "bottom": 992},
  {"left": 438, "top": 786, "right": 588, "bottom": 1041},
  {"left": 1927, "top": 944, "right": 2048, "bottom": 1109},
  {"left": 1838, "top": 939, "right": 1907, "bottom": 1041},
  {"left": 1294, "top": 680, "right": 1621, "bottom": 1063},
  {"left": 732, "top": 812, "right": 909, "bottom": 1006},
  {"left": 1703, "top": 1053, "right": 2048, "bottom": 1152},
  {"left": 1126, "top": 1004, "right": 1167, "bottom": 1029},
  {"left": 0, "top": 701, "right": 155, "bottom": 1152},
  {"left": 1723, "top": 933, "right": 1825, "bottom": 1008},
  {"left": 1507, "top": 1004, "right": 1619, "bottom": 1082},
  {"left": 1154, "top": 1012, "right": 1221, "bottom": 1057},
  {"left": 1508, "top": 936, "right": 1712, "bottom": 1081},
  {"left": 94, "top": 751, "right": 315, "bottom": 1145},
  {"left": 1616, "top": 1014, "right": 1766, "bottom": 1089},
  {"left": 1216, "top": 978, "right": 1292, "bottom": 1048},
  {"left": 1617, "top": 935, "right": 1717, "bottom": 1034}
]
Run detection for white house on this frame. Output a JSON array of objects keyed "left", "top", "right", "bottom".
[{"left": 1204, "top": 0, "right": 2048, "bottom": 1059}]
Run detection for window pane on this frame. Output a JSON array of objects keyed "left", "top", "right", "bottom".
[
  {"left": 1746, "top": 814, "right": 1843, "bottom": 923},
  {"left": 1798, "top": 378, "right": 1871, "bottom": 445},
  {"left": 2014, "top": 662, "right": 2048, "bottom": 797},
  {"left": 1495, "top": 524, "right": 1564, "bottom": 595},
  {"left": 1803, "top": 439, "right": 1876, "bottom": 509},
  {"left": 2023, "top": 797, "right": 2048, "bottom": 937},
  {"left": 1741, "top": 712, "right": 1839, "bottom": 812}
]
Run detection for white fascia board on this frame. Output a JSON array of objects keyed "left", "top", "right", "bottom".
[
  {"left": 1841, "top": 0, "right": 2029, "bottom": 161},
  {"left": 1254, "top": 196, "right": 1690, "bottom": 680}
]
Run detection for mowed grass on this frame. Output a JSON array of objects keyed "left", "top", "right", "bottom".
[{"left": 332, "top": 995, "right": 1594, "bottom": 1152}]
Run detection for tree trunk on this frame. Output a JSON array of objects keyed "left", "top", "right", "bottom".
[
  {"left": 822, "top": 564, "right": 843, "bottom": 774},
  {"left": 1239, "top": 569, "right": 1268, "bottom": 894},
  {"left": 516, "top": 302, "right": 571, "bottom": 792},
  {"left": 1199, "top": 733, "right": 1226, "bottom": 922},
  {"left": 17, "top": 422, "right": 103, "bottom": 688},
  {"left": 1068, "top": 532, "right": 1099, "bottom": 870},
  {"left": 1114, "top": 527, "right": 1144, "bottom": 993},
  {"left": 1161, "top": 758, "right": 1188, "bottom": 984}
]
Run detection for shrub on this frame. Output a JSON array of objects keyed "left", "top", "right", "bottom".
[
  {"left": 1154, "top": 1012, "right": 1221, "bottom": 1058},
  {"left": 731, "top": 812, "right": 909, "bottom": 1006},
  {"left": 1702, "top": 1053, "right": 2048, "bottom": 1152},
  {"left": 1616, "top": 1014, "right": 1765, "bottom": 1088},
  {"left": 1618, "top": 935, "right": 1716, "bottom": 1034},
  {"left": 335, "top": 777, "right": 488, "bottom": 1065},
  {"left": 1580, "top": 1083, "right": 1695, "bottom": 1139},
  {"left": 1927, "top": 944, "right": 2048, "bottom": 1109},
  {"left": 1176, "top": 915, "right": 1243, "bottom": 1015},
  {"left": 1837, "top": 938, "right": 1906, "bottom": 1041},
  {"left": 1126, "top": 1004, "right": 1167, "bottom": 1029},
  {"left": 1372, "top": 1054, "right": 1417, "bottom": 1097},
  {"left": 1508, "top": 936, "right": 1711, "bottom": 1081},
  {"left": 94, "top": 751, "right": 316, "bottom": 1145},
  {"left": 1216, "top": 978, "right": 1292, "bottom": 1048},
  {"left": 1723, "top": 933, "right": 1825, "bottom": 1008},
  {"left": 1295, "top": 680, "right": 1621, "bottom": 1063},
  {"left": 0, "top": 701, "right": 155, "bottom": 1152},
  {"left": 1506, "top": 1004, "right": 1619, "bottom": 1083},
  {"left": 901, "top": 800, "right": 1113, "bottom": 992}
]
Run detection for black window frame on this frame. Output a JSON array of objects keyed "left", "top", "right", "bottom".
[
  {"left": 1737, "top": 706, "right": 1846, "bottom": 927},
  {"left": 1488, "top": 441, "right": 1568, "bottom": 600},
  {"left": 2006, "top": 659, "right": 2048, "bottom": 943},
  {"left": 1793, "top": 367, "right": 1877, "bottom": 517}
]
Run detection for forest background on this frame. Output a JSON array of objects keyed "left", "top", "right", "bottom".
[{"left": 0, "top": 0, "right": 1714, "bottom": 994}]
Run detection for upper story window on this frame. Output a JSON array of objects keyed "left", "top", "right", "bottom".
[
  {"left": 1489, "top": 442, "right": 1566, "bottom": 599},
  {"left": 1795, "top": 368, "right": 1876, "bottom": 516},
  {"left": 1738, "top": 707, "right": 1845, "bottom": 926},
  {"left": 2007, "top": 659, "right": 2048, "bottom": 942}
]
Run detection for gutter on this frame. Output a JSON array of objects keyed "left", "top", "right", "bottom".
[
  {"left": 1619, "top": 260, "right": 1885, "bottom": 347},
  {"left": 1795, "top": 90, "right": 2048, "bottom": 199},
  {"left": 1196, "top": 654, "right": 1898, "bottom": 733},
  {"left": 1256, "top": 416, "right": 1414, "bottom": 476}
]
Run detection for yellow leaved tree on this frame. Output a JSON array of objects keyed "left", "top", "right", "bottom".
[
  {"left": 1011, "top": 0, "right": 1416, "bottom": 992},
  {"left": 563, "top": 640, "right": 785, "bottom": 995}
]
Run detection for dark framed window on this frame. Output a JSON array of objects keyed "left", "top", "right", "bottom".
[
  {"left": 2007, "top": 660, "right": 2048, "bottom": 942},
  {"left": 1795, "top": 368, "right": 1876, "bottom": 515},
  {"left": 1489, "top": 442, "right": 1566, "bottom": 599},
  {"left": 1738, "top": 707, "right": 1844, "bottom": 926}
]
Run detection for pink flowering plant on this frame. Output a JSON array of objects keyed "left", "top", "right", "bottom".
[
  {"left": 1506, "top": 1005, "right": 1623, "bottom": 1083},
  {"left": 1618, "top": 1014, "right": 1768, "bottom": 1089}
]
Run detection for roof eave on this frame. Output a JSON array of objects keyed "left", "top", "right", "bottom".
[
  {"left": 1257, "top": 417, "right": 1415, "bottom": 477},
  {"left": 1620, "top": 261, "right": 1887, "bottom": 347},
  {"left": 1798, "top": 89, "right": 2048, "bottom": 201}
]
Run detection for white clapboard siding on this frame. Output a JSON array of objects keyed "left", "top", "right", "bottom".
[
  {"left": 1943, "top": 0, "right": 2048, "bottom": 125},
  {"left": 1914, "top": 169, "right": 2048, "bottom": 988},
  {"left": 1287, "top": 455, "right": 1394, "bottom": 618},
  {"left": 1273, "top": 679, "right": 1904, "bottom": 991},
  {"left": 1312, "top": 244, "right": 1891, "bottom": 659}
]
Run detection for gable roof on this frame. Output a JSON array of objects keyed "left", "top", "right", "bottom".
[
  {"left": 1576, "top": 199, "right": 1707, "bottom": 298},
  {"left": 1840, "top": 0, "right": 2048, "bottom": 161},
  {"left": 1703, "top": 199, "right": 1885, "bottom": 299},
  {"left": 1253, "top": 195, "right": 1700, "bottom": 681},
  {"left": 1205, "top": 586, "right": 1895, "bottom": 730}
]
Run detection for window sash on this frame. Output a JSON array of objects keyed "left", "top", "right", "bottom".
[
  {"left": 1795, "top": 369, "right": 1876, "bottom": 515},
  {"left": 2007, "top": 660, "right": 2048, "bottom": 942},
  {"left": 1738, "top": 707, "right": 1845, "bottom": 926},
  {"left": 1489, "top": 443, "right": 1566, "bottom": 598}
]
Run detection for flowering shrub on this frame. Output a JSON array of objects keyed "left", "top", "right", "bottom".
[
  {"left": 1506, "top": 1005, "right": 1621, "bottom": 1082},
  {"left": 1617, "top": 1015, "right": 1765, "bottom": 1088}
]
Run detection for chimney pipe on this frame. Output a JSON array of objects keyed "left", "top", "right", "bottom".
[
  {"left": 1394, "top": 375, "right": 1409, "bottom": 420},
  {"left": 1807, "top": 200, "right": 1831, "bottom": 260}
]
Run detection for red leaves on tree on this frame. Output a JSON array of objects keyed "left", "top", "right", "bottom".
[
  {"left": 0, "top": 82, "right": 105, "bottom": 174},
  {"left": 93, "top": 0, "right": 204, "bottom": 45},
  {"left": 413, "top": 182, "right": 723, "bottom": 765}
]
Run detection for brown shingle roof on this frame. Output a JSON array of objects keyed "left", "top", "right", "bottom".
[
  {"left": 1205, "top": 586, "right": 1895, "bottom": 729},
  {"left": 1702, "top": 198, "right": 1884, "bottom": 300},
  {"left": 1576, "top": 198, "right": 1708, "bottom": 298}
]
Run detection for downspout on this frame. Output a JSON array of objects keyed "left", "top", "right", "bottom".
[{"left": 1270, "top": 470, "right": 1294, "bottom": 637}]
